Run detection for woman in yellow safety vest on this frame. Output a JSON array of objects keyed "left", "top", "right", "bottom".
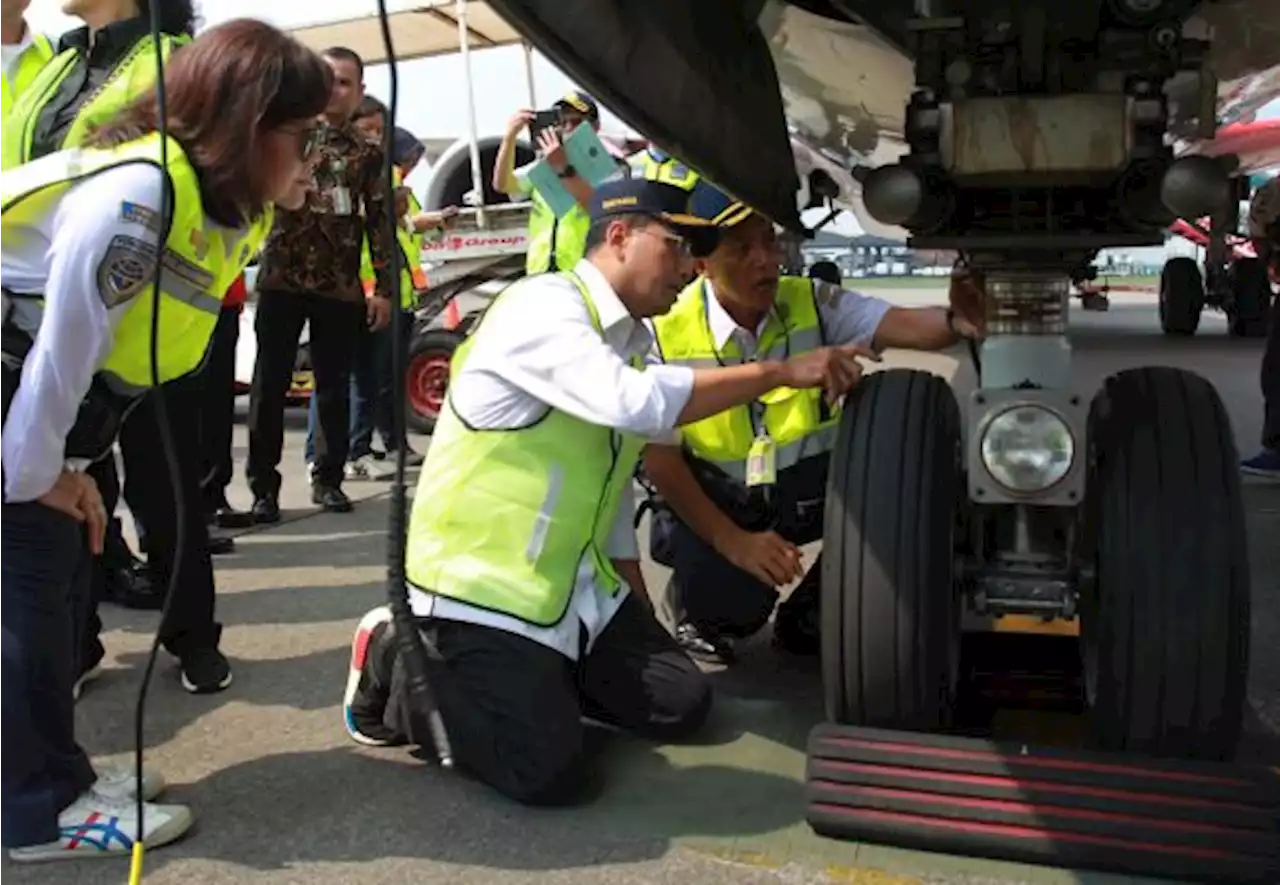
[
  {"left": 0, "top": 19, "right": 330, "bottom": 863},
  {"left": 4, "top": 0, "right": 197, "bottom": 700}
]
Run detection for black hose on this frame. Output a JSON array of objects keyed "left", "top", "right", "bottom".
[
  {"left": 130, "top": 2, "right": 181, "bottom": 879},
  {"left": 374, "top": 0, "right": 453, "bottom": 768}
]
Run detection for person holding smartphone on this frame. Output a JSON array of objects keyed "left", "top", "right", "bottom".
[{"left": 491, "top": 91, "right": 629, "bottom": 275}]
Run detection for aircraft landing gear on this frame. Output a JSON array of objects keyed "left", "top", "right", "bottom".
[{"left": 811, "top": 3, "right": 1264, "bottom": 875}]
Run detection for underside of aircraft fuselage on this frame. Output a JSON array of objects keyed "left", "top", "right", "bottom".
[{"left": 488, "top": 0, "right": 1280, "bottom": 271}]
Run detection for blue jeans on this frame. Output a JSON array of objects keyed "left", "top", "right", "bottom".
[
  {"left": 1, "top": 502, "right": 97, "bottom": 847},
  {"left": 305, "top": 310, "right": 412, "bottom": 463}
]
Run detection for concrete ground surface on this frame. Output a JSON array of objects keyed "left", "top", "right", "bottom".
[{"left": 8, "top": 290, "right": 1278, "bottom": 885}]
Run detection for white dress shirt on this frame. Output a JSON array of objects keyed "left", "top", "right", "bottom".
[
  {"left": 2, "top": 163, "right": 172, "bottom": 502},
  {"left": 409, "top": 259, "right": 695, "bottom": 660},
  {"left": 2, "top": 24, "right": 36, "bottom": 83},
  {"left": 644, "top": 277, "right": 893, "bottom": 445}
]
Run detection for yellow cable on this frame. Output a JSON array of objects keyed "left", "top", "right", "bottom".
[{"left": 128, "top": 842, "right": 145, "bottom": 885}]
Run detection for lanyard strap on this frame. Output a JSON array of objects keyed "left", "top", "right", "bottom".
[{"left": 698, "top": 280, "right": 788, "bottom": 437}]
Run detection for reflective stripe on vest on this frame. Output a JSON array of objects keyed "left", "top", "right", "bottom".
[
  {"left": 1, "top": 34, "right": 55, "bottom": 124},
  {"left": 525, "top": 188, "right": 589, "bottom": 275},
  {"left": 651, "top": 275, "right": 840, "bottom": 479},
  {"left": 405, "top": 271, "right": 645, "bottom": 627},
  {"left": 1, "top": 132, "right": 271, "bottom": 393},
  {"left": 2, "top": 33, "right": 188, "bottom": 171},
  {"left": 640, "top": 153, "right": 699, "bottom": 191}
]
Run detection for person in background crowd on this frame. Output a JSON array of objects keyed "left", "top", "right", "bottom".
[
  {"left": 1, "top": 18, "right": 331, "bottom": 860},
  {"left": 302, "top": 114, "right": 452, "bottom": 479},
  {"left": 1, "top": 0, "right": 53, "bottom": 123},
  {"left": 807, "top": 260, "right": 842, "bottom": 287},
  {"left": 1242, "top": 177, "right": 1280, "bottom": 480},
  {"left": 200, "top": 273, "right": 254, "bottom": 527},
  {"left": 246, "top": 45, "right": 397, "bottom": 519},
  {"left": 351, "top": 93, "right": 385, "bottom": 143},
  {"left": 492, "top": 91, "right": 626, "bottom": 275}
]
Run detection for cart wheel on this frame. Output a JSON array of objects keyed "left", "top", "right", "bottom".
[
  {"left": 821, "top": 369, "right": 962, "bottom": 729},
  {"left": 1083, "top": 367, "right": 1250, "bottom": 760},
  {"left": 1227, "top": 257, "right": 1273, "bottom": 338},
  {"left": 405, "top": 329, "right": 462, "bottom": 434},
  {"left": 1158, "top": 256, "right": 1204, "bottom": 336}
]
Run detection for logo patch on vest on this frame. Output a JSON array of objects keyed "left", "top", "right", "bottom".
[
  {"left": 96, "top": 235, "right": 157, "bottom": 307},
  {"left": 188, "top": 229, "right": 209, "bottom": 261},
  {"left": 119, "top": 201, "right": 162, "bottom": 234}
]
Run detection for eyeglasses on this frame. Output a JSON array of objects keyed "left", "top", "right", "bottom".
[
  {"left": 639, "top": 226, "right": 692, "bottom": 257},
  {"left": 298, "top": 124, "right": 324, "bottom": 161}
]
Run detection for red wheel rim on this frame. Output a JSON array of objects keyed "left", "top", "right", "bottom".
[{"left": 407, "top": 351, "right": 451, "bottom": 419}]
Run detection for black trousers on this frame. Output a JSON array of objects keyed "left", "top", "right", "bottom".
[
  {"left": 660, "top": 455, "right": 830, "bottom": 638},
  {"left": 199, "top": 306, "right": 242, "bottom": 509},
  {"left": 1263, "top": 303, "right": 1279, "bottom": 450},
  {"left": 82, "top": 456, "right": 125, "bottom": 673},
  {"left": 2, "top": 502, "right": 96, "bottom": 847},
  {"left": 115, "top": 374, "right": 221, "bottom": 656},
  {"left": 374, "top": 595, "right": 711, "bottom": 806},
  {"left": 246, "top": 290, "right": 364, "bottom": 495}
]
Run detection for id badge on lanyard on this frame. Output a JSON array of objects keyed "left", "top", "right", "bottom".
[
  {"left": 746, "top": 433, "right": 777, "bottom": 488},
  {"left": 329, "top": 156, "right": 352, "bottom": 216},
  {"left": 745, "top": 400, "right": 777, "bottom": 488}
]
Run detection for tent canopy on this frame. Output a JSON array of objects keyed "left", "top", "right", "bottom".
[{"left": 286, "top": 1, "right": 524, "bottom": 66}]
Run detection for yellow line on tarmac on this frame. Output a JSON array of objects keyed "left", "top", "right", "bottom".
[
  {"left": 826, "top": 867, "right": 925, "bottom": 885},
  {"left": 694, "top": 846, "right": 925, "bottom": 884}
]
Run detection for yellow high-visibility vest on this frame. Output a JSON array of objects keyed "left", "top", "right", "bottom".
[{"left": 651, "top": 276, "right": 839, "bottom": 482}]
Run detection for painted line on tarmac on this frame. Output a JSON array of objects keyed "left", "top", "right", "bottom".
[{"left": 692, "top": 845, "right": 925, "bottom": 884}]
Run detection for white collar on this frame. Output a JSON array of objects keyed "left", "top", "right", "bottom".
[
  {"left": 703, "top": 279, "right": 774, "bottom": 348},
  {"left": 570, "top": 258, "right": 650, "bottom": 354}
]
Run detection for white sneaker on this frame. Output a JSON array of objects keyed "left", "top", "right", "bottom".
[
  {"left": 72, "top": 664, "right": 102, "bottom": 702},
  {"left": 6, "top": 791, "right": 192, "bottom": 862},
  {"left": 344, "top": 455, "right": 393, "bottom": 481},
  {"left": 92, "top": 763, "right": 166, "bottom": 802}
]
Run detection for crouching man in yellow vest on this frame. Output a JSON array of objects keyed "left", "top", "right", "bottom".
[
  {"left": 643, "top": 180, "right": 985, "bottom": 665},
  {"left": 340, "top": 178, "right": 879, "bottom": 805}
]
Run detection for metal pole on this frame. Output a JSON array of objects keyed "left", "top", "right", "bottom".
[
  {"left": 522, "top": 40, "right": 537, "bottom": 108},
  {"left": 456, "top": 0, "right": 487, "bottom": 226}
]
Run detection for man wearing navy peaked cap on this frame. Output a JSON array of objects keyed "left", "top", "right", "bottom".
[
  {"left": 643, "top": 179, "right": 987, "bottom": 665},
  {"left": 340, "top": 176, "right": 881, "bottom": 807}
]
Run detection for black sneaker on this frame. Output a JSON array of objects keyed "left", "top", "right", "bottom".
[
  {"left": 341, "top": 607, "right": 403, "bottom": 746},
  {"left": 312, "top": 485, "right": 353, "bottom": 513},
  {"left": 252, "top": 496, "right": 281, "bottom": 524},
  {"left": 179, "top": 647, "right": 233, "bottom": 694},
  {"left": 674, "top": 621, "right": 735, "bottom": 666}
]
